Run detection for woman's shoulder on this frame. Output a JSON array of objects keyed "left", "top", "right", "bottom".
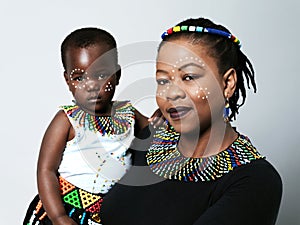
[{"left": 229, "top": 158, "right": 282, "bottom": 190}]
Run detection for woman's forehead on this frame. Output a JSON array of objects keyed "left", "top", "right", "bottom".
[
  {"left": 157, "top": 41, "right": 221, "bottom": 75},
  {"left": 157, "top": 40, "right": 208, "bottom": 66}
]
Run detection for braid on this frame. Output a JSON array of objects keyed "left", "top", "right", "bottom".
[
  {"left": 159, "top": 17, "right": 257, "bottom": 120},
  {"left": 229, "top": 51, "right": 256, "bottom": 120}
]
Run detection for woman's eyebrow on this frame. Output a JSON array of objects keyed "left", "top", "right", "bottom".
[
  {"left": 178, "top": 62, "right": 204, "bottom": 71},
  {"left": 156, "top": 69, "right": 169, "bottom": 74}
]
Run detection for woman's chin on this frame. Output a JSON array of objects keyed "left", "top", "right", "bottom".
[{"left": 168, "top": 120, "right": 200, "bottom": 136}]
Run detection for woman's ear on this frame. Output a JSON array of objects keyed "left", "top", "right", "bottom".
[
  {"left": 115, "top": 64, "right": 121, "bottom": 85},
  {"left": 223, "top": 68, "right": 237, "bottom": 98}
]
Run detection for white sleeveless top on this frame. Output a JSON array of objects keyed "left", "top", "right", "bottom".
[{"left": 58, "top": 101, "right": 135, "bottom": 194}]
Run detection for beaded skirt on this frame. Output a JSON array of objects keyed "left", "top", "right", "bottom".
[{"left": 23, "top": 177, "right": 104, "bottom": 225}]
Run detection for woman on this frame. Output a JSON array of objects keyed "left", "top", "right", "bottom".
[{"left": 100, "top": 17, "right": 282, "bottom": 225}]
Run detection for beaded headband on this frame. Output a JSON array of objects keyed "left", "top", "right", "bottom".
[{"left": 161, "top": 25, "right": 241, "bottom": 48}]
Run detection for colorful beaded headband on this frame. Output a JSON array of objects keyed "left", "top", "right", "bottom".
[{"left": 161, "top": 25, "right": 241, "bottom": 48}]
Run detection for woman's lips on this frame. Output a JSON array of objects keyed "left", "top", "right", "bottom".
[{"left": 167, "top": 106, "right": 192, "bottom": 120}]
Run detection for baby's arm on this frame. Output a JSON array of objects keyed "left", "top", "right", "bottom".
[
  {"left": 133, "top": 109, "right": 149, "bottom": 137},
  {"left": 37, "top": 110, "right": 77, "bottom": 225}
]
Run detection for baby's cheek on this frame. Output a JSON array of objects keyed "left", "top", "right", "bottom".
[{"left": 104, "top": 81, "right": 114, "bottom": 92}]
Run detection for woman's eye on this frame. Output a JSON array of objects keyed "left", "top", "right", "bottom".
[
  {"left": 183, "top": 74, "right": 199, "bottom": 81},
  {"left": 156, "top": 79, "right": 169, "bottom": 85}
]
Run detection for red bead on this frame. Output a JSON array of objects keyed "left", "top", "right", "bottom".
[{"left": 167, "top": 28, "right": 173, "bottom": 35}]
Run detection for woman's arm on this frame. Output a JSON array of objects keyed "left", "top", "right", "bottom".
[
  {"left": 37, "top": 110, "right": 77, "bottom": 225},
  {"left": 193, "top": 160, "right": 282, "bottom": 225}
]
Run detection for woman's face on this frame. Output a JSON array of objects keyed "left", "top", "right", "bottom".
[{"left": 156, "top": 38, "right": 225, "bottom": 135}]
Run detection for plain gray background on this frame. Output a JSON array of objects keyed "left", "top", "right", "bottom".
[{"left": 0, "top": 0, "right": 299, "bottom": 224}]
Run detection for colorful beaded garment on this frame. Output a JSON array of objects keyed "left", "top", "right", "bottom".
[
  {"left": 60, "top": 101, "right": 135, "bottom": 136},
  {"left": 29, "top": 177, "right": 104, "bottom": 225},
  {"left": 146, "top": 126, "right": 264, "bottom": 182}
]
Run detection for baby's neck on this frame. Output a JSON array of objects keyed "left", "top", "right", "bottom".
[{"left": 77, "top": 101, "right": 114, "bottom": 117}]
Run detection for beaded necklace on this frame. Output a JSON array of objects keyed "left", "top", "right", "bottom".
[
  {"left": 61, "top": 101, "right": 135, "bottom": 194},
  {"left": 146, "top": 126, "right": 264, "bottom": 182},
  {"left": 61, "top": 101, "right": 135, "bottom": 136}
]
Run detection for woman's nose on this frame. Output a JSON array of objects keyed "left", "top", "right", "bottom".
[{"left": 165, "top": 83, "right": 186, "bottom": 101}]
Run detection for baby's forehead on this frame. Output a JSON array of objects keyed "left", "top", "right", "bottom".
[{"left": 66, "top": 44, "right": 117, "bottom": 65}]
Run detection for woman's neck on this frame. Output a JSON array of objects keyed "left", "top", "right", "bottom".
[{"left": 178, "top": 122, "right": 238, "bottom": 158}]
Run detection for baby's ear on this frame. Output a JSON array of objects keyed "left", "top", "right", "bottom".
[
  {"left": 115, "top": 64, "right": 121, "bottom": 85},
  {"left": 64, "top": 71, "right": 71, "bottom": 91},
  {"left": 64, "top": 71, "right": 69, "bottom": 84}
]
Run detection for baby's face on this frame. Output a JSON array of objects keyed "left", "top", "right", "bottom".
[{"left": 64, "top": 44, "right": 119, "bottom": 116}]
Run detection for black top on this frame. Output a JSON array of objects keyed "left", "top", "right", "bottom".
[{"left": 100, "top": 126, "right": 282, "bottom": 225}]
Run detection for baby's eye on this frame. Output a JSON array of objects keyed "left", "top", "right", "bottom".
[
  {"left": 156, "top": 79, "right": 169, "bottom": 85},
  {"left": 96, "top": 73, "right": 109, "bottom": 80},
  {"left": 73, "top": 76, "right": 84, "bottom": 82}
]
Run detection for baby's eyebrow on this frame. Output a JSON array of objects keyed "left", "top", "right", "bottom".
[{"left": 70, "top": 68, "right": 86, "bottom": 75}]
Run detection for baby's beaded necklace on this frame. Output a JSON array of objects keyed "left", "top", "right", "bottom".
[{"left": 61, "top": 101, "right": 134, "bottom": 136}]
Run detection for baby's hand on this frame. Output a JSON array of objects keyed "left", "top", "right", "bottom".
[
  {"left": 52, "top": 215, "right": 78, "bottom": 225},
  {"left": 148, "top": 108, "right": 167, "bottom": 129}
]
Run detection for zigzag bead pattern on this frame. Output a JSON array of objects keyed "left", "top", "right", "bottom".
[
  {"left": 146, "top": 126, "right": 264, "bottom": 182},
  {"left": 60, "top": 101, "right": 135, "bottom": 136}
]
